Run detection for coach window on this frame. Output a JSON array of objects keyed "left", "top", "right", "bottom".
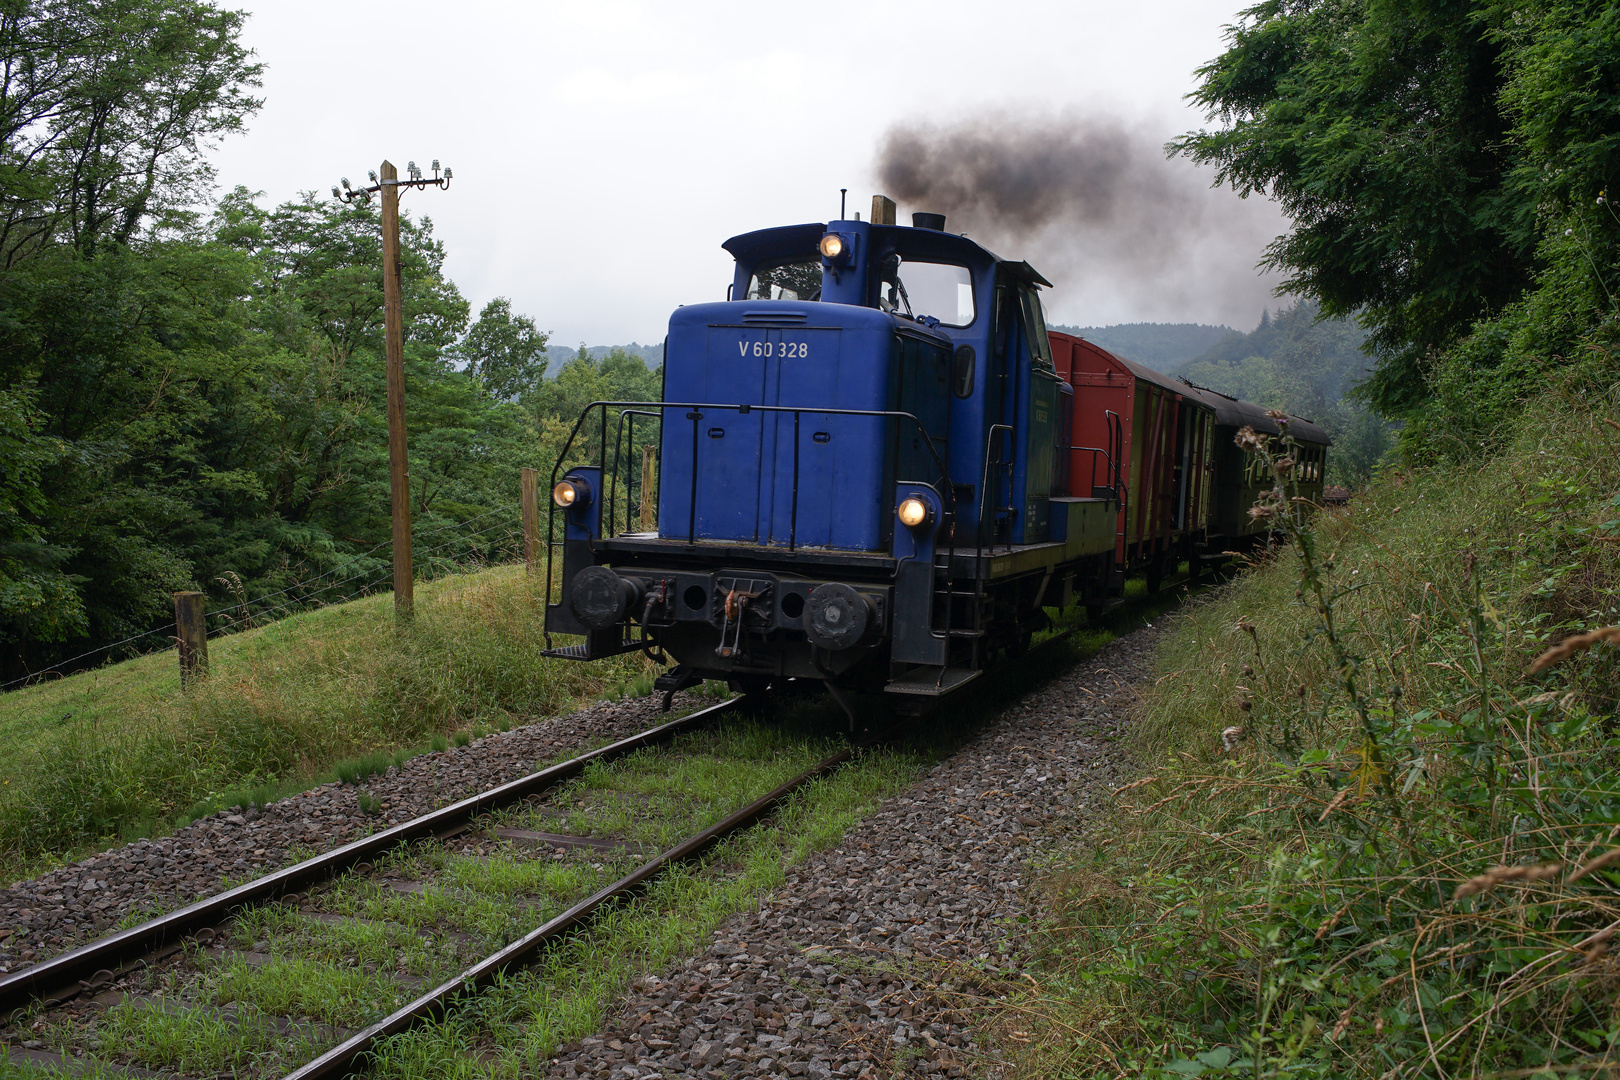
[
  {"left": 747, "top": 260, "right": 822, "bottom": 301},
  {"left": 884, "top": 259, "right": 975, "bottom": 326}
]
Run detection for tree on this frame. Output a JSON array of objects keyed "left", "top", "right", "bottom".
[
  {"left": 1173, "top": 0, "right": 1531, "bottom": 418},
  {"left": 456, "top": 297, "right": 549, "bottom": 400},
  {"left": 0, "top": 0, "right": 262, "bottom": 263}
]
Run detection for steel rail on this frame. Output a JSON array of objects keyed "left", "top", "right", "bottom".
[
  {"left": 0, "top": 698, "right": 742, "bottom": 1017},
  {"left": 283, "top": 741, "right": 858, "bottom": 1080}
]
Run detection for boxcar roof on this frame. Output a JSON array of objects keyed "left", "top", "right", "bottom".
[{"left": 1052, "top": 333, "right": 1212, "bottom": 407}]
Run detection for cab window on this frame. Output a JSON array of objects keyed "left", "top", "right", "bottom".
[
  {"left": 1018, "top": 285, "right": 1054, "bottom": 370},
  {"left": 746, "top": 260, "right": 821, "bottom": 301},
  {"left": 879, "top": 259, "right": 975, "bottom": 326}
]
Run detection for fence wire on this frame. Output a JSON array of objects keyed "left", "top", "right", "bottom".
[{"left": 1, "top": 501, "right": 527, "bottom": 692}]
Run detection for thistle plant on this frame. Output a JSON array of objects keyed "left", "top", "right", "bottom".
[{"left": 1235, "top": 416, "right": 1394, "bottom": 805}]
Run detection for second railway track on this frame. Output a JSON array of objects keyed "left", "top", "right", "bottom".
[{"left": 0, "top": 690, "right": 915, "bottom": 1078}]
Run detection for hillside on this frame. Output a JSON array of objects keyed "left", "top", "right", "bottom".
[
  {"left": 1174, "top": 303, "right": 1391, "bottom": 483},
  {"left": 1009, "top": 386, "right": 1620, "bottom": 1077},
  {"left": 570, "top": 342, "right": 664, "bottom": 367}
]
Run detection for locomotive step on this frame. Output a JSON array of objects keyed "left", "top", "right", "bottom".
[{"left": 883, "top": 666, "right": 982, "bottom": 696}]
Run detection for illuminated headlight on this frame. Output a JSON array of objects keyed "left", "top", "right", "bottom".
[
  {"left": 819, "top": 233, "right": 844, "bottom": 260},
  {"left": 553, "top": 478, "right": 591, "bottom": 508},
  {"left": 897, "top": 497, "right": 932, "bottom": 529}
]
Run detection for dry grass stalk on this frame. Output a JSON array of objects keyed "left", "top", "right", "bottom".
[
  {"left": 1576, "top": 926, "right": 1617, "bottom": 966},
  {"left": 1567, "top": 846, "right": 1620, "bottom": 884},
  {"left": 1453, "top": 861, "right": 1564, "bottom": 900},
  {"left": 1318, "top": 785, "right": 1353, "bottom": 823},
  {"left": 1527, "top": 625, "right": 1620, "bottom": 673},
  {"left": 1111, "top": 776, "right": 1158, "bottom": 797}
]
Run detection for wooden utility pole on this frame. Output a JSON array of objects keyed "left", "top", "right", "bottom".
[
  {"left": 379, "top": 160, "right": 413, "bottom": 622},
  {"left": 332, "top": 159, "right": 451, "bottom": 624},
  {"left": 174, "top": 591, "right": 208, "bottom": 687},
  {"left": 521, "top": 467, "right": 539, "bottom": 575}
]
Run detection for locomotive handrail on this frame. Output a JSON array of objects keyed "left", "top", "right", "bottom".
[
  {"left": 542, "top": 399, "right": 960, "bottom": 649},
  {"left": 976, "top": 424, "right": 1015, "bottom": 555},
  {"left": 1069, "top": 445, "right": 1124, "bottom": 502},
  {"left": 608, "top": 409, "right": 661, "bottom": 537}
]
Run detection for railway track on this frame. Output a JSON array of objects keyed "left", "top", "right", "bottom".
[{"left": 0, "top": 595, "right": 1177, "bottom": 1079}]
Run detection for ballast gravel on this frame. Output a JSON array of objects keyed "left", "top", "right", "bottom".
[
  {"left": 0, "top": 689, "right": 720, "bottom": 973},
  {"left": 545, "top": 627, "right": 1160, "bottom": 1080}
]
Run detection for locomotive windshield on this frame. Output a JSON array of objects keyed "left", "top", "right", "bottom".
[
  {"left": 879, "top": 259, "right": 975, "bottom": 327},
  {"left": 746, "top": 259, "right": 821, "bottom": 301}
]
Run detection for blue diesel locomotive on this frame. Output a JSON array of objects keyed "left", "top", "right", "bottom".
[{"left": 542, "top": 199, "right": 1326, "bottom": 714}]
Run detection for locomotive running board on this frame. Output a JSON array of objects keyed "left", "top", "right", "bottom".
[{"left": 884, "top": 666, "right": 981, "bottom": 696}]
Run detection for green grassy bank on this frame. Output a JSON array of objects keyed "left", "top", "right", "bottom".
[
  {"left": 1009, "top": 396, "right": 1620, "bottom": 1077},
  {"left": 0, "top": 565, "right": 653, "bottom": 880}
]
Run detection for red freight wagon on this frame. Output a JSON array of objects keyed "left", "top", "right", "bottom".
[{"left": 1049, "top": 332, "right": 1215, "bottom": 591}]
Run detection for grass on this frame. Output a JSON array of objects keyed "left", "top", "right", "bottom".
[
  {"left": 1002, "top": 391, "right": 1620, "bottom": 1077},
  {"left": 4, "top": 572, "right": 1159, "bottom": 1078},
  {"left": 0, "top": 563, "right": 659, "bottom": 880},
  {"left": 517, "top": 723, "right": 848, "bottom": 849},
  {"left": 97, "top": 997, "right": 318, "bottom": 1074}
]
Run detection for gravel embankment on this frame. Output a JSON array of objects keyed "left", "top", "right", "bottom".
[
  {"left": 0, "top": 690, "right": 719, "bottom": 973},
  {"left": 546, "top": 627, "right": 1159, "bottom": 1080}
]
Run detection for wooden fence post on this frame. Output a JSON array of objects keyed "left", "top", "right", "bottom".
[
  {"left": 640, "top": 445, "right": 656, "bottom": 533},
  {"left": 521, "top": 467, "right": 539, "bottom": 575},
  {"left": 174, "top": 591, "right": 208, "bottom": 687}
]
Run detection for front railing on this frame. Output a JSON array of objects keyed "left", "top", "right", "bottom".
[{"left": 544, "top": 400, "right": 962, "bottom": 617}]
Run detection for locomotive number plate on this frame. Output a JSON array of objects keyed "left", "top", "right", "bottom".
[{"left": 739, "top": 340, "right": 808, "bottom": 358}]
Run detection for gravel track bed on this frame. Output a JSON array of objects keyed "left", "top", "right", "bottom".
[
  {"left": 0, "top": 689, "right": 721, "bottom": 974},
  {"left": 546, "top": 627, "right": 1160, "bottom": 1080}
]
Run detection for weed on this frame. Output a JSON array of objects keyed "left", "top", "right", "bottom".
[{"left": 334, "top": 752, "right": 392, "bottom": 786}]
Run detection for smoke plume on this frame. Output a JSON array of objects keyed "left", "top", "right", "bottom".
[{"left": 874, "top": 112, "right": 1287, "bottom": 328}]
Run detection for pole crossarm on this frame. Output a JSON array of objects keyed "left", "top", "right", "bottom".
[{"left": 333, "top": 159, "right": 451, "bottom": 204}]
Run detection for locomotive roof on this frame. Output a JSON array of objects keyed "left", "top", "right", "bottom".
[
  {"left": 722, "top": 222, "right": 1053, "bottom": 288},
  {"left": 1178, "top": 381, "right": 1332, "bottom": 446}
]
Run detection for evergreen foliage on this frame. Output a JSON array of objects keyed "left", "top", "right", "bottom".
[{"left": 1175, "top": 0, "right": 1620, "bottom": 444}]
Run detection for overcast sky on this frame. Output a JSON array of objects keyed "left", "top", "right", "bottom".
[{"left": 211, "top": 1, "right": 1282, "bottom": 349}]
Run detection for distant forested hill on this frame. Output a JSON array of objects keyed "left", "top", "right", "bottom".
[
  {"left": 570, "top": 342, "right": 663, "bottom": 367},
  {"left": 1048, "top": 322, "right": 1235, "bottom": 369},
  {"left": 1176, "top": 303, "right": 1391, "bottom": 483}
]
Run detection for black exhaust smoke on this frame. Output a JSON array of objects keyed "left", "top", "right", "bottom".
[{"left": 873, "top": 111, "right": 1288, "bottom": 325}]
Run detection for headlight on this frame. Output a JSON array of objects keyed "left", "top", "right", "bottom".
[
  {"left": 553, "top": 478, "right": 590, "bottom": 508},
  {"left": 819, "top": 233, "right": 844, "bottom": 259},
  {"left": 897, "top": 496, "right": 932, "bottom": 529}
]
